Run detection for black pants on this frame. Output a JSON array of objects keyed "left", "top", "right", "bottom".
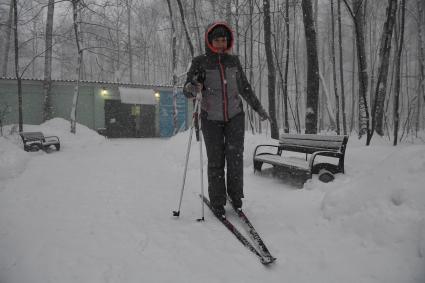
[{"left": 201, "top": 112, "right": 245, "bottom": 207}]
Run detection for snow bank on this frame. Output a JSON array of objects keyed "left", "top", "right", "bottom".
[
  {"left": 321, "top": 144, "right": 425, "bottom": 217},
  {"left": 1, "top": 123, "right": 425, "bottom": 283},
  {"left": 0, "top": 118, "right": 105, "bottom": 184},
  {"left": 0, "top": 137, "right": 30, "bottom": 188},
  {"left": 320, "top": 142, "right": 425, "bottom": 270},
  {"left": 39, "top": 118, "right": 106, "bottom": 149}
]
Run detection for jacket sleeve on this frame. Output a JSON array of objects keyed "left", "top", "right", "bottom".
[
  {"left": 235, "top": 56, "right": 264, "bottom": 113},
  {"left": 183, "top": 56, "right": 202, "bottom": 98}
]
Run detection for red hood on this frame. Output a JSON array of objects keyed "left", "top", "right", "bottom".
[{"left": 205, "top": 21, "right": 234, "bottom": 54}]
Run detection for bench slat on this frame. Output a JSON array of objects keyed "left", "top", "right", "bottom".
[
  {"left": 255, "top": 155, "right": 310, "bottom": 171},
  {"left": 281, "top": 140, "right": 343, "bottom": 150},
  {"left": 279, "top": 134, "right": 347, "bottom": 154},
  {"left": 20, "top": 132, "right": 45, "bottom": 140},
  {"left": 279, "top": 133, "right": 346, "bottom": 142}
]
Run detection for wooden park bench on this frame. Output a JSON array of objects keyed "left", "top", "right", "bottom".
[
  {"left": 253, "top": 134, "right": 349, "bottom": 183},
  {"left": 19, "top": 132, "right": 60, "bottom": 152}
]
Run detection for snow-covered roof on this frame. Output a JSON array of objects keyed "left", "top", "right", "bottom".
[{"left": 0, "top": 77, "right": 182, "bottom": 90}]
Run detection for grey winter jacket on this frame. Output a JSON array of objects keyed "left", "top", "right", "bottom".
[{"left": 183, "top": 22, "right": 266, "bottom": 122}]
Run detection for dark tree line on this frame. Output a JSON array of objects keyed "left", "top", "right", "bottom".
[{"left": 0, "top": 0, "right": 423, "bottom": 142}]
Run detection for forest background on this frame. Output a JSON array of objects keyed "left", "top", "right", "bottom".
[{"left": 0, "top": 0, "right": 424, "bottom": 144}]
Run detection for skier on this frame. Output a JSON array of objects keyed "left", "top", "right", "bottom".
[{"left": 183, "top": 21, "right": 270, "bottom": 217}]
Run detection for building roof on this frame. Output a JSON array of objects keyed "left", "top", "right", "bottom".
[{"left": 0, "top": 77, "right": 182, "bottom": 90}]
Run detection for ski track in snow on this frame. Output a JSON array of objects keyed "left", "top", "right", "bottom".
[{"left": 0, "top": 118, "right": 424, "bottom": 283}]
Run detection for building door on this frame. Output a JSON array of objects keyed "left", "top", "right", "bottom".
[
  {"left": 105, "top": 100, "right": 133, "bottom": 138},
  {"left": 105, "top": 100, "right": 155, "bottom": 138},
  {"left": 137, "top": 105, "right": 155, "bottom": 137}
]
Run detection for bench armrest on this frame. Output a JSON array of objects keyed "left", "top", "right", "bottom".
[
  {"left": 44, "top": 135, "right": 60, "bottom": 142},
  {"left": 253, "top": 144, "right": 280, "bottom": 158},
  {"left": 308, "top": 150, "right": 344, "bottom": 172}
]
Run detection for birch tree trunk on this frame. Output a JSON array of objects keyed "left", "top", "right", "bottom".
[
  {"left": 263, "top": 0, "right": 279, "bottom": 139},
  {"left": 192, "top": 0, "right": 202, "bottom": 54},
  {"left": 283, "top": 0, "right": 290, "bottom": 133},
  {"left": 330, "top": 0, "right": 340, "bottom": 134},
  {"left": 249, "top": 0, "right": 255, "bottom": 133},
  {"left": 319, "top": 71, "right": 338, "bottom": 129},
  {"left": 70, "top": 0, "right": 83, "bottom": 134},
  {"left": 338, "top": 0, "right": 347, "bottom": 134},
  {"left": 319, "top": 34, "right": 326, "bottom": 131},
  {"left": 393, "top": 0, "right": 405, "bottom": 145},
  {"left": 13, "top": 0, "right": 23, "bottom": 132},
  {"left": 226, "top": 1, "right": 232, "bottom": 26},
  {"left": 350, "top": 28, "right": 356, "bottom": 133},
  {"left": 1, "top": 0, "right": 13, "bottom": 77},
  {"left": 43, "top": 0, "right": 55, "bottom": 121},
  {"left": 293, "top": 8, "right": 301, "bottom": 133},
  {"left": 127, "top": 0, "right": 133, "bottom": 82},
  {"left": 258, "top": 18, "right": 263, "bottom": 134},
  {"left": 176, "top": 0, "right": 194, "bottom": 58},
  {"left": 166, "top": 0, "right": 178, "bottom": 134},
  {"left": 417, "top": 0, "right": 425, "bottom": 132},
  {"left": 344, "top": 0, "right": 371, "bottom": 142},
  {"left": 273, "top": 34, "right": 289, "bottom": 131},
  {"left": 114, "top": 1, "right": 121, "bottom": 81},
  {"left": 370, "top": 0, "right": 398, "bottom": 142},
  {"left": 301, "top": 0, "right": 319, "bottom": 134}
]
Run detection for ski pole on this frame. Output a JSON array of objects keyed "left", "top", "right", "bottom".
[
  {"left": 172, "top": 97, "right": 200, "bottom": 217},
  {"left": 195, "top": 91, "right": 205, "bottom": 222}
]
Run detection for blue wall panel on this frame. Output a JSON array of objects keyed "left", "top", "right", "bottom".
[{"left": 159, "top": 91, "right": 187, "bottom": 137}]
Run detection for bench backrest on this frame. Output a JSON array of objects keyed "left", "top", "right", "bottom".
[
  {"left": 20, "top": 132, "right": 45, "bottom": 142},
  {"left": 278, "top": 134, "right": 348, "bottom": 155}
]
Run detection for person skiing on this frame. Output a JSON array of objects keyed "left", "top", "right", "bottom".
[{"left": 183, "top": 21, "right": 270, "bottom": 217}]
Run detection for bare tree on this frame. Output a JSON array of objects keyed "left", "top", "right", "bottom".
[
  {"left": 330, "top": 0, "right": 340, "bottom": 134},
  {"left": 393, "top": 0, "right": 405, "bottom": 145},
  {"left": 176, "top": 0, "right": 194, "bottom": 58},
  {"left": 417, "top": 0, "right": 425, "bottom": 133},
  {"left": 283, "top": 0, "right": 290, "bottom": 133},
  {"left": 350, "top": 25, "right": 357, "bottom": 133},
  {"left": 12, "top": 0, "right": 23, "bottom": 132},
  {"left": 301, "top": 0, "right": 319, "bottom": 134},
  {"left": 257, "top": 16, "right": 264, "bottom": 134},
  {"left": 319, "top": 70, "right": 337, "bottom": 129},
  {"left": 43, "top": 0, "right": 55, "bottom": 121},
  {"left": 344, "top": 0, "right": 371, "bottom": 143},
  {"left": 126, "top": 0, "right": 133, "bottom": 82},
  {"left": 70, "top": 0, "right": 83, "bottom": 134},
  {"left": 293, "top": 5, "right": 301, "bottom": 133},
  {"left": 370, "top": 0, "right": 398, "bottom": 143},
  {"left": 192, "top": 0, "right": 203, "bottom": 54},
  {"left": 165, "top": 0, "right": 178, "bottom": 133},
  {"left": 337, "top": 0, "right": 347, "bottom": 135},
  {"left": 0, "top": 103, "right": 11, "bottom": 136},
  {"left": 1, "top": 0, "right": 13, "bottom": 77},
  {"left": 226, "top": 1, "right": 232, "bottom": 26},
  {"left": 235, "top": 0, "right": 240, "bottom": 56},
  {"left": 263, "top": 0, "right": 279, "bottom": 138}
]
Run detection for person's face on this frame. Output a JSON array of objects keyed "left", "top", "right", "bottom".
[{"left": 212, "top": 37, "right": 227, "bottom": 53}]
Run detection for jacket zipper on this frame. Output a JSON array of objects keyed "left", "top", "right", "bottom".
[{"left": 218, "top": 54, "right": 229, "bottom": 122}]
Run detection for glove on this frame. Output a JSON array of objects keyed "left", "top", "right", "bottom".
[
  {"left": 183, "top": 82, "right": 203, "bottom": 98},
  {"left": 258, "top": 108, "right": 270, "bottom": 122}
]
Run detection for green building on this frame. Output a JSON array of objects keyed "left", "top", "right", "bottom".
[{"left": 0, "top": 78, "right": 188, "bottom": 137}]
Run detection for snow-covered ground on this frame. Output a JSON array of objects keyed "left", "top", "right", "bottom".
[{"left": 0, "top": 118, "right": 424, "bottom": 283}]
